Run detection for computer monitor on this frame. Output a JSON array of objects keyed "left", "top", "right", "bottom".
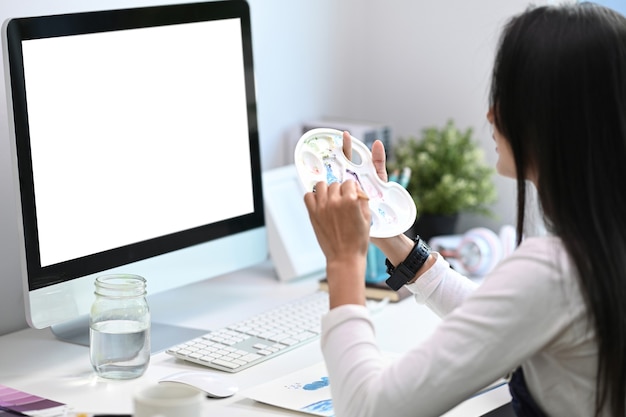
[{"left": 2, "top": 0, "right": 267, "bottom": 351}]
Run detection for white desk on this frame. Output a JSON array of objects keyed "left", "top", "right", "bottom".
[{"left": 0, "top": 261, "right": 511, "bottom": 416}]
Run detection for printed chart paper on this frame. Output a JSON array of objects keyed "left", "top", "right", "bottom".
[
  {"left": 244, "top": 361, "right": 334, "bottom": 416},
  {"left": 244, "top": 360, "right": 508, "bottom": 417}
]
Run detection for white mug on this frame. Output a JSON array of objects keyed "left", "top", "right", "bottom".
[{"left": 134, "top": 383, "right": 204, "bottom": 417}]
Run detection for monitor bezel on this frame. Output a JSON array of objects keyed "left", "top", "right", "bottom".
[{"left": 4, "top": 1, "right": 265, "bottom": 293}]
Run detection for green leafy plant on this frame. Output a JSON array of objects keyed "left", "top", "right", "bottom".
[{"left": 391, "top": 120, "right": 497, "bottom": 217}]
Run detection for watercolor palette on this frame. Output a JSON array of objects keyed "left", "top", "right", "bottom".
[{"left": 294, "top": 128, "right": 416, "bottom": 238}]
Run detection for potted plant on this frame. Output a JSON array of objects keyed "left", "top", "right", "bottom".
[{"left": 389, "top": 120, "right": 497, "bottom": 241}]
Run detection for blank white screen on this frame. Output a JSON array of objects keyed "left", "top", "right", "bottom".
[{"left": 21, "top": 18, "right": 254, "bottom": 267}]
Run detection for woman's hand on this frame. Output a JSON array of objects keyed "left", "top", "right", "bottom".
[
  {"left": 342, "top": 131, "right": 388, "bottom": 183},
  {"left": 343, "top": 131, "right": 420, "bottom": 274},
  {"left": 304, "top": 180, "right": 371, "bottom": 265},
  {"left": 303, "top": 131, "right": 418, "bottom": 307},
  {"left": 303, "top": 180, "right": 371, "bottom": 307}
]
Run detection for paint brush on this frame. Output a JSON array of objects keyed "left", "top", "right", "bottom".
[{"left": 357, "top": 189, "right": 370, "bottom": 201}]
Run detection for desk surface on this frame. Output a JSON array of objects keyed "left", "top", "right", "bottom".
[{"left": 0, "top": 261, "right": 510, "bottom": 416}]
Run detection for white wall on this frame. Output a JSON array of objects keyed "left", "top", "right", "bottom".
[
  {"left": 249, "top": 0, "right": 540, "bottom": 232},
  {"left": 0, "top": 0, "right": 538, "bottom": 335},
  {"left": 328, "top": 0, "right": 540, "bottom": 234}
]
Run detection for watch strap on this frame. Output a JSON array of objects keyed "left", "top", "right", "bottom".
[{"left": 385, "top": 236, "right": 431, "bottom": 291}]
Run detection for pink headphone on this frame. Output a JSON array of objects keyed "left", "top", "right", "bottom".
[{"left": 429, "top": 225, "right": 516, "bottom": 276}]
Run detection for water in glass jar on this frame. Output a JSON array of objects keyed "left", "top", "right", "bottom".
[{"left": 90, "top": 319, "right": 150, "bottom": 379}]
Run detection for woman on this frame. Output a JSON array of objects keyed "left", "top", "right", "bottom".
[{"left": 303, "top": 3, "right": 626, "bottom": 416}]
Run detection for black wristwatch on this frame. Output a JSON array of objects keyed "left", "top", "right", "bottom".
[{"left": 385, "top": 236, "right": 431, "bottom": 291}]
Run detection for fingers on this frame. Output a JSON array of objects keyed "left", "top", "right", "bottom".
[
  {"left": 342, "top": 131, "right": 352, "bottom": 161},
  {"left": 307, "top": 180, "right": 357, "bottom": 200},
  {"left": 305, "top": 180, "right": 367, "bottom": 211},
  {"left": 304, "top": 181, "right": 327, "bottom": 210},
  {"left": 331, "top": 180, "right": 365, "bottom": 202},
  {"left": 344, "top": 132, "right": 388, "bottom": 184},
  {"left": 371, "top": 139, "right": 388, "bottom": 182},
  {"left": 340, "top": 180, "right": 369, "bottom": 201}
]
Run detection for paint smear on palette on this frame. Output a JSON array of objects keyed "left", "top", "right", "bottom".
[
  {"left": 323, "top": 159, "right": 340, "bottom": 184},
  {"left": 378, "top": 206, "right": 397, "bottom": 224}
]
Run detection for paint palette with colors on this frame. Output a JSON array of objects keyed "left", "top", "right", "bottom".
[{"left": 294, "top": 128, "right": 417, "bottom": 238}]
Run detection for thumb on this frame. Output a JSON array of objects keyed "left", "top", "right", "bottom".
[{"left": 371, "top": 139, "right": 388, "bottom": 182}]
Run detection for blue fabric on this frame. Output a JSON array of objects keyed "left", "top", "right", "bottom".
[{"left": 508, "top": 367, "right": 547, "bottom": 417}]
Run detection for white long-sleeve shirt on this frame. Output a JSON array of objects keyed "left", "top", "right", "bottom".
[{"left": 321, "top": 235, "right": 598, "bottom": 417}]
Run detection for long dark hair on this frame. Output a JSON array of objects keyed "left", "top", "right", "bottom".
[{"left": 490, "top": 3, "right": 626, "bottom": 416}]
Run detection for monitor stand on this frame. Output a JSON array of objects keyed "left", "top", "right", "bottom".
[{"left": 51, "top": 315, "right": 208, "bottom": 353}]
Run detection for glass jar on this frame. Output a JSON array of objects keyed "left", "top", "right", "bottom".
[{"left": 89, "top": 274, "right": 150, "bottom": 379}]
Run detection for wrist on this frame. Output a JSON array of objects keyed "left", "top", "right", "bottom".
[
  {"left": 385, "top": 236, "right": 432, "bottom": 290},
  {"left": 371, "top": 234, "right": 414, "bottom": 266},
  {"left": 406, "top": 253, "right": 436, "bottom": 284},
  {"left": 325, "top": 256, "right": 367, "bottom": 308}
]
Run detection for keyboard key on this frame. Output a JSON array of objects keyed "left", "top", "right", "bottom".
[
  {"left": 240, "top": 353, "right": 263, "bottom": 363},
  {"left": 212, "top": 359, "right": 240, "bottom": 369}
]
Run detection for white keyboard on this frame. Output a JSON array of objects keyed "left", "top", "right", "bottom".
[{"left": 166, "top": 291, "right": 389, "bottom": 373}]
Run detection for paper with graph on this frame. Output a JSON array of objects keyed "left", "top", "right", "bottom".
[{"left": 244, "top": 361, "right": 334, "bottom": 416}]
